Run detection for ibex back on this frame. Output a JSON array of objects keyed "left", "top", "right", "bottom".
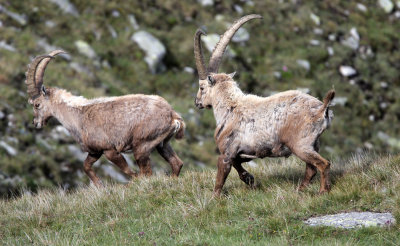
[
  {"left": 194, "top": 15, "right": 335, "bottom": 196},
  {"left": 26, "top": 50, "right": 185, "bottom": 187}
]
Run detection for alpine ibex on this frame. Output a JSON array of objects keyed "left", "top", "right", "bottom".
[
  {"left": 194, "top": 15, "right": 335, "bottom": 196},
  {"left": 26, "top": 50, "right": 185, "bottom": 187}
]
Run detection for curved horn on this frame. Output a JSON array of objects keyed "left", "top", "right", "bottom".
[
  {"left": 34, "top": 50, "right": 67, "bottom": 94},
  {"left": 25, "top": 55, "right": 53, "bottom": 100},
  {"left": 194, "top": 29, "right": 207, "bottom": 80},
  {"left": 207, "top": 14, "right": 262, "bottom": 73}
]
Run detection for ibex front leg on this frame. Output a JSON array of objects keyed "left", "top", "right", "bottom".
[
  {"left": 104, "top": 150, "right": 137, "bottom": 178},
  {"left": 83, "top": 153, "right": 102, "bottom": 187},
  {"left": 213, "top": 155, "right": 232, "bottom": 197}
]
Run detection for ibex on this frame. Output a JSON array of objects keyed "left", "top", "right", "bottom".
[
  {"left": 26, "top": 50, "right": 185, "bottom": 187},
  {"left": 194, "top": 15, "right": 335, "bottom": 196}
]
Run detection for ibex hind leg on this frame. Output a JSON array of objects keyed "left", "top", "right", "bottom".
[
  {"left": 83, "top": 153, "right": 103, "bottom": 187},
  {"left": 292, "top": 145, "right": 331, "bottom": 194},
  {"left": 156, "top": 142, "right": 183, "bottom": 177},
  {"left": 104, "top": 150, "right": 137, "bottom": 178},
  {"left": 233, "top": 160, "right": 255, "bottom": 188}
]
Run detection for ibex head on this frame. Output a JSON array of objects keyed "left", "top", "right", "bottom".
[
  {"left": 193, "top": 14, "right": 262, "bottom": 109},
  {"left": 25, "top": 50, "right": 66, "bottom": 128}
]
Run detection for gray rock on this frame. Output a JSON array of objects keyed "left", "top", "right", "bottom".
[
  {"left": 74, "top": 40, "right": 97, "bottom": 59},
  {"left": 37, "top": 39, "right": 71, "bottom": 60},
  {"left": 359, "top": 45, "right": 374, "bottom": 59},
  {"left": 397, "top": 0, "right": 400, "bottom": 8},
  {"left": 297, "top": 87, "right": 310, "bottom": 94},
  {"left": 310, "top": 13, "right": 320, "bottom": 25},
  {"left": 198, "top": 0, "right": 214, "bottom": 6},
  {"left": 305, "top": 212, "right": 395, "bottom": 229},
  {"left": 327, "top": 46, "right": 334, "bottom": 56},
  {"left": 128, "top": 14, "right": 140, "bottom": 30},
  {"left": 0, "top": 5, "right": 27, "bottom": 25},
  {"left": 231, "top": 26, "right": 250, "bottom": 43},
  {"left": 107, "top": 24, "right": 117, "bottom": 38},
  {"left": 378, "top": 0, "right": 394, "bottom": 13},
  {"left": 0, "top": 40, "right": 16, "bottom": 52},
  {"left": 183, "top": 67, "right": 194, "bottom": 74},
  {"left": 234, "top": 5, "right": 244, "bottom": 14},
  {"left": 51, "top": 125, "right": 71, "bottom": 141},
  {"left": 0, "top": 141, "right": 17, "bottom": 156},
  {"left": 273, "top": 71, "right": 281, "bottom": 79},
  {"left": 332, "top": 97, "right": 347, "bottom": 106},
  {"left": 101, "top": 165, "right": 128, "bottom": 183},
  {"left": 313, "top": 28, "right": 323, "bottom": 35},
  {"left": 131, "top": 31, "right": 166, "bottom": 74},
  {"left": 70, "top": 62, "right": 94, "bottom": 78},
  {"left": 395, "top": 11, "right": 400, "bottom": 18},
  {"left": 45, "top": 20, "right": 56, "bottom": 28},
  {"left": 328, "top": 34, "right": 336, "bottom": 41},
  {"left": 297, "top": 59, "right": 310, "bottom": 71},
  {"left": 339, "top": 65, "right": 357, "bottom": 77},
  {"left": 309, "top": 39, "right": 320, "bottom": 46},
  {"left": 48, "top": 0, "right": 79, "bottom": 17},
  {"left": 357, "top": 3, "right": 368, "bottom": 12},
  {"left": 341, "top": 27, "right": 359, "bottom": 50},
  {"left": 380, "top": 81, "right": 388, "bottom": 88},
  {"left": 67, "top": 145, "right": 86, "bottom": 162},
  {"left": 111, "top": 10, "right": 120, "bottom": 18},
  {"left": 0, "top": 111, "right": 4, "bottom": 119}
]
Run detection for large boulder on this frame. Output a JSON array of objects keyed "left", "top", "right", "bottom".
[{"left": 131, "top": 31, "right": 166, "bottom": 74}]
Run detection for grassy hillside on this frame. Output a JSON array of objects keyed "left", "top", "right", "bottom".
[
  {"left": 1, "top": 153, "right": 399, "bottom": 245},
  {"left": 1, "top": 1, "right": 400, "bottom": 195}
]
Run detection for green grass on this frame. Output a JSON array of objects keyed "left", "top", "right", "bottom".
[{"left": 1, "top": 153, "right": 399, "bottom": 245}]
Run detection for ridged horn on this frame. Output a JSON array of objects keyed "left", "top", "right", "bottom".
[
  {"left": 194, "top": 29, "right": 207, "bottom": 80},
  {"left": 207, "top": 14, "right": 262, "bottom": 73},
  {"left": 25, "top": 50, "right": 67, "bottom": 100}
]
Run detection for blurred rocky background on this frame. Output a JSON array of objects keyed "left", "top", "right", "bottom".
[{"left": 0, "top": 0, "right": 400, "bottom": 197}]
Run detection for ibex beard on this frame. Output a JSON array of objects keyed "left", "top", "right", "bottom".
[
  {"left": 26, "top": 50, "right": 185, "bottom": 187},
  {"left": 194, "top": 15, "right": 335, "bottom": 196}
]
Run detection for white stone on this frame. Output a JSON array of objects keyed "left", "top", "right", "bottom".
[
  {"left": 234, "top": 5, "right": 243, "bottom": 14},
  {"left": 380, "top": 81, "right": 388, "bottom": 88},
  {"left": 128, "top": 14, "right": 140, "bottom": 30},
  {"left": 305, "top": 212, "right": 396, "bottom": 229},
  {"left": 74, "top": 40, "right": 97, "bottom": 59},
  {"left": 183, "top": 67, "right": 194, "bottom": 74},
  {"left": 297, "top": 88, "right": 310, "bottom": 94},
  {"left": 0, "top": 41, "right": 16, "bottom": 52},
  {"left": 357, "top": 3, "right": 368, "bottom": 12},
  {"left": 107, "top": 24, "right": 117, "bottom": 38},
  {"left": 379, "top": 0, "right": 394, "bottom": 13},
  {"left": 327, "top": 46, "right": 334, "bottom": 56},
  {"left": 232, "top": 27, "right": 250, "bottom": 43},
  {"left": 67, "top": 145, "right": 86, "bottom": 162},
  {"left": 297, "top": 59, "right": 310, "bottom": 71},
  {"left": 309, "top": 39, "right": 320, "bottom": 46},
  {"left": 395, "top": 11, "right": 400, "bottom": 18},
  {"left": 310, "top": 13, "right": 320, "bottom": 25},
  {"left": 339, "top": 65, "right": 357, "bottom": 77},
  {"left": 198, "top": 0, "right": 214, "bottom": 6},
  {"left": 341, "top": 27, "right": 359, "bottom": 50},
  {"left": 0, "top": 5, "right": 27, "bottom": 25},
  {"left": 48, "top": 0, "right": 79, "bottom": 17},
  {"left": 0, "top": 141, "right": 17, "bottom": 156},
  {"left": 131, "top": 31, "right": 166, "bottom": 74},
  {"left": 328, "top": 34, "right": 336, "bottom": 41},
  {"left": 332, "top": 97, "right": 347, "bottom": 106},
  {"left": 313, "top": 28, "right": 323, "bottom": 35},
  {"left": 37, "top": 39, "right": 71, "bottom": 60}
]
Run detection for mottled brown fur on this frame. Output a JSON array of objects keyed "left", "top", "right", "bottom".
[
  {"left": 26, "top": 51, "right": 185, "bottom": 187},
  {"left": 193, "top": 14, "right": 335, "bottom": 196}
]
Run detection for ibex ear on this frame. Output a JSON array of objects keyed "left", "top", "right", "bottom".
[
  {"left": 207, "top": 75, "right": 216, "bottom": 86},
  {"left": 41, "top": 85, "right": 47, "bottom": 96},
  {"left": 228, "top": 71, "right": 236, "bottom": 79}
]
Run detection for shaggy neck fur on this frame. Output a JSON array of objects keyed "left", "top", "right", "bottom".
[
  {"left": 47, "top": 88, "right": 86, "bottom": 142},
  {"left": 211, "top": 80, "right": 245, "bottom": 126}
]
